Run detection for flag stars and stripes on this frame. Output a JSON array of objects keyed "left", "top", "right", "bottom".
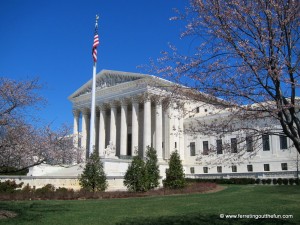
[{"left": 92, "top": 23, "right": 100, "bottom": 62}]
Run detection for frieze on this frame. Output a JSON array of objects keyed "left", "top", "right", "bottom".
[{"left": 71, "top": 74, "right": 147, "bottom": 99}]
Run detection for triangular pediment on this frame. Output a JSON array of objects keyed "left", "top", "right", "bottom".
[{"left": 69, "top": 70, "right": 153, "bottom": 99}]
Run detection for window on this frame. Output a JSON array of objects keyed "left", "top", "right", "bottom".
[
  {"left": 247, "top": 165, "right": 253, "bottom": 172},
  {"left": 264, "top": 164, "right": 270, "bottom": 171},
  {"left": 280, "top": 135, "right": 288, "bottom": 150},
  {"left": 190, "top": 142, "right": 196, "bottom": 156},
  {"left": 281, "top": 163, "right": 288, "bottom": 171},
  {"left": 216, "top": 139, "right": 223, "bottom": 154},
  {"left": 262, "top": 134, "right": 270, "bottom": 151},
  {"left": 203, "top": 167, "right": 208, "bottom": 173},
  {"left": 232, "top": 165, "right": 237, "bottom": 172},
  {"left": 203, "top": 141, "right": 209, "bottom": 155},
  {"left": 196, "top": 107, "right": 200, "bottom": 113},
  {"left": 246, "top": 135, "right": 253, "bottom": 152},
  {"left": 190, "top": 167, "right": 195, "bottom": 174},
  {"left": 175, "top": 142, "right": 177, "bottom": 148},
  {"left": 231, "top": 138, "right": 238, "bottom": 153},
  {"left": 217, "top": 166, "right": 222, "bottom": 173}
]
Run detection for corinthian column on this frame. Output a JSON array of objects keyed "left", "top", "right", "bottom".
[
  {"left": 120, "top": 99, "right": 128, "bottom": 157},
  {"left": 81, "top": 108, "right": 90, "bottom": 161},
  {"left": 98, "top": 104, "right": 106, "bottom": 157},
  {"left": 143, "top": 95, "right": 151, "bottom": 157},
  {"left": 155, "top": 100, "right": 163, "bottom": 160},
  {"left": 131, "top": 97, "right": 139, "bottom": 156},
  {"left": 109, "top": 102, "right": 117, "bottom": 155},
  {"left": 72, "top": 109, "right": 80, "bottom": 148}
]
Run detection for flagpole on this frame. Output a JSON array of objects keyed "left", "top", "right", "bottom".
[{"left": 89, "top": 15, "right": 99, "bottom": 156}]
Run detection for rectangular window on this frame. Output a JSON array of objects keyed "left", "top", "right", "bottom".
[
  {"left": 203, "top": 141, "right": 209, "bottom": 155},
  {"left": 217, "top": 166, "right": 222, "bottom": 173},
  {"left": 190, "top": 142, "right": 196, "bottom": 156},
  {"left": 264, "top": 164, "right": 270, "bottom": 171},
  {"left": 280, "top": 135, "right": 288, "bottom": 150},
  {"left": 232, "top": 165, "right": 237, "bottom": 172},
  {"left": 281, "top": 163, "right": 288, "bottom": 171},
  {"left": 247, "top": 165, "right": 253, "bottom": 172},
  {"left": 262, "top": 134, "right": 270, "bottom": 151},
  {"left": 246, "top": 135, "right": 253, "bottom": 152},
  {"left": 203, "top": 167, "right": 208, "bottom": 173},
  {"left": 190, "top": 167, "right": 195, "bottom": 174},
  {"left": 196, "top": 107, "right": 200, "bottom": 113},
  {"left": 216, "top": 139, "right": 223, "bottom": 154},
  {"left": 175, "top": 142, "right": 177, "bottom": 148},
  {"left": 231, "top": 138, "right": 238, "bottom": 153}
]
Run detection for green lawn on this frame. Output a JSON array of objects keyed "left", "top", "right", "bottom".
[{"left": 0, "top": 185, "right": 299, "bottom": 225}]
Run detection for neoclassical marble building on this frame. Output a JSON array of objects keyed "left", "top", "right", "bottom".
[
  {"left": 69, "top": 70, "right": 299, "bottom": 181},
  {"left": 69, "top": 70, "right": 187, "bottom": 179},
  {"left": 21, "top": 69, "right": 297, "bottom": 190},
  {"left": 69, "top": 70, "right": 184, "bottom": 161}
]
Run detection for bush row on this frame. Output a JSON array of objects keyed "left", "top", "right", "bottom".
[
  {"left": 186, "top": 178, "right": 300, "bottom": 185},
  {"left": 186, "top": 178, "right": 256, "bottom": 185},
  {"left": 0, "top": 181, "right": 216, "bottom": 201},
  {"left": 258, "top": 178, "right": 300, "bottom": 185}
]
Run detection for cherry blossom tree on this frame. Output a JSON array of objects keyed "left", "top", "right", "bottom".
[
  {"left": 152, "top": 0, "right": 300, "bottom": 154},
  {"left": 0, "top": 78, "right": 79, "bottom": 173}
]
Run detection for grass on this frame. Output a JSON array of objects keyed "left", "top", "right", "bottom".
[{"left": 0, "top": 185, "right": 299, "bottom": 225}]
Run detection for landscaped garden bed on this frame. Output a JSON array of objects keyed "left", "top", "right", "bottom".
[{"left": 0, "top": 180, "right": 217, "bottom": 201}]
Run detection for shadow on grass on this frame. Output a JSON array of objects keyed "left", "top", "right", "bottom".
[{"left": 116, "top": 214, "right": 296, "bottom": 225}]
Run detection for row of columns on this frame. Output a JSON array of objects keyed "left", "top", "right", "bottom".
[{"left": 73, "top": 95, "right": 163, "bottom": 160}]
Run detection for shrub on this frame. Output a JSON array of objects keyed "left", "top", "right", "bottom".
[
  {"left": 56, "top": 187, "right": 68, "bottom": 193},
  {"left": 295, "top": 178, "right": 300, "bottom": 185},
  {"left": 0, "top": 180, "right": 23, "bottom": 193},
  {"left": 145, "top": 146, "right": 160, "bottom": 190},
  {"left": 289, "top": 178, "right": 295, "bottom": 185},
  {"left": 20, "top": 183, "right": 34, "bottom": 199},
  {"left": 55, "top": 187, "right": 75, "bottom": 199},
  {"left": 21, "top": 183, "right": 34, "bottom": 193},
  {"left": 163, "top": 151, "right": 186, "bottom": 189},
  {"left": 277, "top": 178, "right": 283, "bottom": 185},
  {"left": 35, "top": 184, "right": 56, "bottom": 199},
  {"left": 124, "top": 147, "right": 160, "bottom": 192},
  {"left": 124, "top": 156, "right": 148, "bottom": 192},
  {"left": 272, "top": 178, "right": 277, "bottom": 185},
  {"left": 261, "top": 179, "right": 266, "bottom": 185},
  {"left": 266, "top": 179, "right": 272, "bottom": 184},
  {"left": 255, "top": 179, "right": 260, "bottom": 184},
  {"left": 79, "top": 152, "right": 108, "bottom": 192},
  {"left": 249, "top": 178, "right": 256, "bottom": 184},
  {"left": 282, "top": 179, "right": 289, "bottom": 185},
  {"left": 35, "top": 184, "right": 55, "bottom": 194}
]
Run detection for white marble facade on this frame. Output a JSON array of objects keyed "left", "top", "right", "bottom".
[
  {"left": 69, "top": 70, "right": 183, "bottom": 162},
  {"left": 69, "top": 70, "right": 299, "bottom": 180}
]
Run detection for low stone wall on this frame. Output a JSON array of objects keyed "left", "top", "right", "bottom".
[{"left": 0, "top": 176, "right": 127, "bottom": 191}]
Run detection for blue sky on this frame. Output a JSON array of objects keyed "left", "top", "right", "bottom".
[{"left": 0, "top": 0, "right": 188, "bottom": 129}]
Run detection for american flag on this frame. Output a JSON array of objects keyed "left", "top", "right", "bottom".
[{"left": 92, "top": 22, "right": 99, "bottom": 62}]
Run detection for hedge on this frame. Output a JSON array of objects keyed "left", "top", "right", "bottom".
[{"left": 186, "top": 177, "right": 300, "bottom": 185}]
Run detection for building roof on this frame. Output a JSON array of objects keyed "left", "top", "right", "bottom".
[{"left": 68, "top": 69, "right": 172, "bottom": 100}]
